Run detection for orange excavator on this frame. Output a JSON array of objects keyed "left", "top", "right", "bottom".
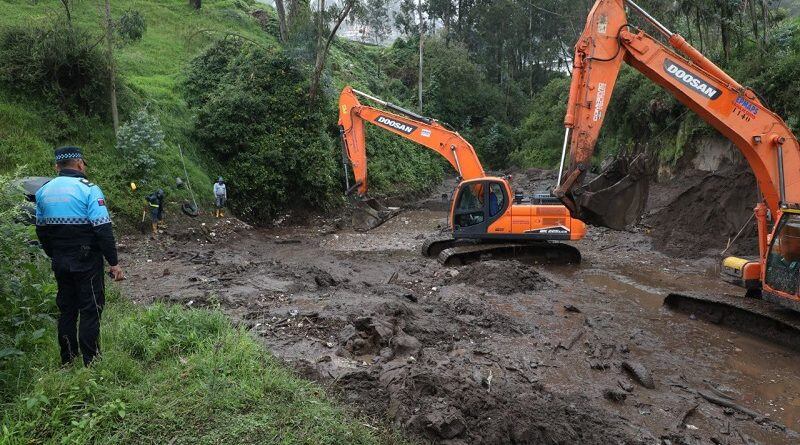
[
  {"left": 338, "top": 86, "right": 586, "bottom": 265},
  {"left": 555, "top": 0, "right": 800, "bottom": 327}
]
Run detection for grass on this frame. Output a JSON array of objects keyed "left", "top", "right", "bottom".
[{"left": 1, "top": 292, "right": 392, "bottom": 445}]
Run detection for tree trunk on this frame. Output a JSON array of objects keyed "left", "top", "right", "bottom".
[
  {"left": 275, "top": 0, "right": 289, "bottom": 41},
  {"left": 60, "top": 0, "right": 73, "bottom": 29},
  {"left": 104, "top": 0, "right": 119, "bottom": 134},
  {"left": 418, "top": 0, "right": 424, "bottom": 112},
  {"left": 761, "top": 0, "right": 769, "bottom": 48},
  {"left": 309, "top": 0, "right": 354, "bottom": 100}
]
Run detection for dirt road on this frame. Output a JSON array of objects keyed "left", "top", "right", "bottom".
[{"left": 119, "top": 200, "right": 800, "bottom": 444}]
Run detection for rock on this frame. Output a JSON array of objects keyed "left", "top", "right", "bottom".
[
  {"left": 314, "top": 271, "right": 338, "bottom": 288},
  {"left": 604, "top": 388, "right": 628, "bottom": 403},
  {"left": 424, "top": 406, "right": 466, "bottom": 439},
  {"left": 403, "top": 293, "right": 418, "bottom": 303},
  {"left": 563, "top": 304, "right": 581, "bottom": 313},
  {"left": 622, "top": 360, "right": 655, "bottom": 389},
  {"left": 392, "top": 333, "right": 421, "bottom": 357},
  {"left": 618, "top": 379, "right": 634, "bottom": 393}
]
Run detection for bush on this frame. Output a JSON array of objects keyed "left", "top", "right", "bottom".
[
  {"left": 117, "top": 9, "right": 147, "bottom": 42},
  {"left": 116, "top": 107, "right": 166, "bottom": 180},
  {"left": 0, "top": 173, "right": 57, "bottom": 400},
  {"left": 510, "top": 76, "right": 571, "bottom": 169},
  {"left": 0, "top": 19, "right": 112, "bottom": 116},
  {"left": 185, "top": 41, "right": 340, "bottom": 222}
]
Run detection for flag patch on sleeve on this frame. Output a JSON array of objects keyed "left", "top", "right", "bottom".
[{"left": 98, "top": 198, "right": 106, "bottom": 206}]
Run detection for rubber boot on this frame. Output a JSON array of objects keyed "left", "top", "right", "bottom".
[
  {"left": 151, "top": 223, "right": 158, "bottom": 237},
  {"left": 220, "top": 210, "right": 224, "bottom": 218}
]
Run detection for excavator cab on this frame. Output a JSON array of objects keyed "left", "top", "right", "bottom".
[
  {"left": 451, "top": 179, "right": 508, "bottom": 236},
  {"left": 764, "top": 211, "right": 800, "bottom": 301}
]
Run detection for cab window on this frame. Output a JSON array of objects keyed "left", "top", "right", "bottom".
[
  {"left": 489, "top": 183, "right": 504, "bottom": 217},
  {"left": 765, "top": 213, "right": 800, "bottom": 295},
  {"left": 454, "top": 183, "right": 484, "bottom": 227}
]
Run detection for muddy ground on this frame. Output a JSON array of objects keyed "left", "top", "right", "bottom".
[{"left": 119, "top": 176, "right": 800, "bottom": 445}]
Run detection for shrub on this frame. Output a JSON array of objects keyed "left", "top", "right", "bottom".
[
  {"left": 0, "top": 19, "right": 111, "bottom": 116},
  {"left": 0, "top": 173, "right": 57, "bottom": 399},
  {"left": 117, "top": 9, "right": 147, "bottom": 42},
  {"left": 185, "top": 41, "right": 339, "bottom": 222},
  {"left": 116, "top": 107, "right": 166, "bottom": 180}
]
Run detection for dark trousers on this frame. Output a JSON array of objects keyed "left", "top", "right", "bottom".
[{"left": 53, "top": 255, "right": 105, "bottom": 366}]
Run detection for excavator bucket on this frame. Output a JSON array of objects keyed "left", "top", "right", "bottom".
[
  {"left": 352, "top": 198, "right": 400, "bottom": 232},
  {"left": 575, "top": 153, "right": 650, "bottom": 230}
]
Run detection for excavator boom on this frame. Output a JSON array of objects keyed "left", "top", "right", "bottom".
[
  {"left": 557, "top": 0, "right": 800, "bottom": 225},
  {"left": 338, "top": 86, "right": 484, "bottom": 197}
]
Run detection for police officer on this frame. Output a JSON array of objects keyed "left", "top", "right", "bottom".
[{"left": 35, "top": 146, "right": 124, "bottom": 366}]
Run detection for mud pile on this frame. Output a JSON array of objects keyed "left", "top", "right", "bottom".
[
  {"left": 644, "top": 166, "right": 758, "bottom": 258},
  {"left": 445, "top": 261, "right": 555, "bottom": 294}
]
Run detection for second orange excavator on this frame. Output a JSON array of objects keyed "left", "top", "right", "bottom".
[
  {"left": 338, "top": 86, "right": 586, "bottom": 265},
  {"left": 554, "top": 0, "right": 800, "bottom": 342}
]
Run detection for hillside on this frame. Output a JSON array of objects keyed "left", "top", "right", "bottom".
[{"left": 0, "top": 0, "right": 442, "bottom": 225}]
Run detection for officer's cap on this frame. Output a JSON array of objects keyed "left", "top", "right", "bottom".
[{"left": 54, "top": 146, "right": 87, "bottom": 165}]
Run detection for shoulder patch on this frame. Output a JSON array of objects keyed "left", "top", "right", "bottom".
[
  {"left": 79, "top": 178, "right": 96, "bottom": 187},
  {"left": 97, "top": 198, "right": 106, "bottom": 206}
]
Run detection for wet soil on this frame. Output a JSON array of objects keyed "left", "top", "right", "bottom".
[{"left": 119, "top": 170, "right": 799, "bottom": 444}]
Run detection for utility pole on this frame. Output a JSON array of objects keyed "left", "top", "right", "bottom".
[
  {"left": 418, "top": 0, "right": 424, "bottom": 112},
  {"left": 104, "top": 0, "right": 119, "bottom": 134}
]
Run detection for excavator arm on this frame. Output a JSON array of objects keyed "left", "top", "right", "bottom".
[
  {"left": 338, "top": 86, "right": 485, "bottom": 197},
  {"left": 555, "top": 0, "right": 800, "bottom": 233}
]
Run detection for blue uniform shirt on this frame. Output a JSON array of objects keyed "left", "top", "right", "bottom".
[
  {"left": 35, "top": 169, "right": 118, "bottom": 268},
  {"left": 36, "top": 176, "right": 111, "bottom": 227}
]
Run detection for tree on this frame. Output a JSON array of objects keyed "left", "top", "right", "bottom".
[
  {"left": 309, "top": 0, "right": 357, "bottom": 100},
  {"left": 355, "top": 0, "right": 390, "bottom": 44},
  {"left": 275, "top": 0, "right": 289, "bottom": 41},
  {"left": 102, "top": 0, "right": 119, "bottom": 133}
]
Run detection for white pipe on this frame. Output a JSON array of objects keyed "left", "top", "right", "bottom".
[{"left": 557, "top": 128, "right": 571, "bottom": 186}]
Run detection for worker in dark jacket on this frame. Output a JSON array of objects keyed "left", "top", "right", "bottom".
[
  {"left": 146, "top": 189, "right": 165, "bottom": 236},
  {"left": 35, "top": 146, "right": 124, "bottom": 366}
]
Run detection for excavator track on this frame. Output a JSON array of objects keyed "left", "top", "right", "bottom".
[
  {"left": 437, "top": 242, "right": 581, "bottom": 266},
  {"left": 421, "top": 235, "right": 460, "bottom": 257},
  {"left": 664, "top": 293, "right": 800, "bottom": 350}
]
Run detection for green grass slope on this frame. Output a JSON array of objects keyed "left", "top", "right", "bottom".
[{"left": 1, "top": 296, "right": 392, "bottom": 445}]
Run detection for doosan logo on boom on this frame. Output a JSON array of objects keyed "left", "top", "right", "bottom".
[
  {"left": 375, "top": 116, "right": 417, "bottom": 134},
  {"left": 663, "top": 59, "right": 721, "bottom": 100}
]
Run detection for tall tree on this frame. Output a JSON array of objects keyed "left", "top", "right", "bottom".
[
  {"left": 309, "top": 0, "right": 357, "bottom": 100},
  {"left": 355, "top": 0, "right": 390, "bottom": 44},
  {"left": 102, "top": 0, "right": 119, "bottom": 133},
  {"left": 275, "top": 0, "right": 289, "bottom": 42}
]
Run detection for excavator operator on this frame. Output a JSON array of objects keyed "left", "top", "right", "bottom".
[{"left": 765, "top": 217, "right": 800, "bottom": 294}]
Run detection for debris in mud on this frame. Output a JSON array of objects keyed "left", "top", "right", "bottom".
[
  {"left": 618, "top": 379, "right": 634, "bottom": 393},
  {"left": 603, "top": 388, "right": 628, "bottom": 403},
  {"left": 622, "top": 360, "right": 656, "bottom": 389},
  {"left": 555, "top": 329, "right": 584, "bottom": 352},
  {"left": 314, "top": 271, "right": 338, "bottom": 288},
  {"left": 423, "top": 405, "right": 467, "bottom": 439},
  {"left": 564, "top": 304, "right": 582, "bottom": 313}
]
